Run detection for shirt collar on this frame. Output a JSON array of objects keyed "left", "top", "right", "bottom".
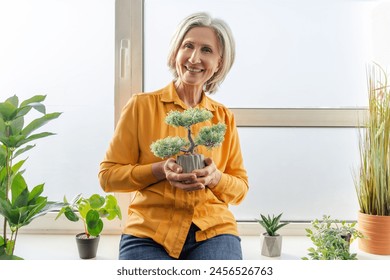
[{"left": 160, "top": 81, "right": 215, "bottom": 111}]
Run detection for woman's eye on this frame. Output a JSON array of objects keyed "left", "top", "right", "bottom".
[
  {"left": 202, "top": 47, "right": 212, "bottom": 53},
  {"left": 184, "top": 43, "right": 193, "bottom": 49}
]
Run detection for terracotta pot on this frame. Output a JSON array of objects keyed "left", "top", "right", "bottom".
[
  {"left": 358, "top": 212, "right": 390, "bottom": 255},
  {"left": 261, "top": 233, "right": 282, "bottom": 257},
  {"left": 75, "top": 233, "right": 100, "bottom": 259},
  {"left": 176, "top": 154, "right": 205, "bottom": 173}
]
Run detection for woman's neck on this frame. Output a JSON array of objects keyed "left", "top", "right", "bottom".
[{"left": 174, "top": 81, "right": 203, "bottom": 107}]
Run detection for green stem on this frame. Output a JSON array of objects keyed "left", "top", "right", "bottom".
[{"left": 3, "top": 147, "right": 13, "bottom": 249}]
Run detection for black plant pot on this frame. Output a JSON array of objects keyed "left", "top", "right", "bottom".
[
  {"left": 176, "top": 154, "right": 205, "bottom": 173},
  {"left": 75, "top": 233, "right": 100, "bottom": 259}
]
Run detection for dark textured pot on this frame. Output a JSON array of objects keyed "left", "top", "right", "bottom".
[
  {"left": 176, "top": 154, "right": 205, "bottom": 173},
  {"left": 75, "top": 233, "right": 100, "bottom": 259}
]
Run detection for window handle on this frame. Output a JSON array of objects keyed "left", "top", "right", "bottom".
[{"left": 120, "top": 39, "right": 130, "bottom": 79}]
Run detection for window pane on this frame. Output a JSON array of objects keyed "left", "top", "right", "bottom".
[
  {"left": 231, "top": 127, "right": 360, "bottom": 221},
  {"left": 144, "top": 0, "right": 374, "bottom": 108}
]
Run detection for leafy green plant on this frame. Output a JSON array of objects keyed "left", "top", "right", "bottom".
[
  {"left": 302, "top": 215, "right": 364, "bottom": 260},
  {"left": 0, "top": 95, "right": 62, "bottom": 259},
  {"left": 256, "top": 213, "right": 289, "bottom": 236},
  {"left": 354, "top": 63, "right": 390, "bottom": 216},
  {"left": 56, "top": 193, "right": 122, "bottom": 238},
  {"left": 150, "top": 108, "right": 226, "bottom": 158}
]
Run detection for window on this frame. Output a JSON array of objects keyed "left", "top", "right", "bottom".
[{"left": 116, "top": 0, "right": 390, "bottom": 221}]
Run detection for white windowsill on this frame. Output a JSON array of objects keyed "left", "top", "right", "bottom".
[
  {"left": 12, "top": 233, "right": 390, "bottom": 260},
  {"left": 4, "top": 214, "right": 388, "bottom": 260}
]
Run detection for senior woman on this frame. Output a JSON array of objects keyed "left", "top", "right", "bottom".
[{"left": 99, "top": 12, "right": 248, "bottom": 260}]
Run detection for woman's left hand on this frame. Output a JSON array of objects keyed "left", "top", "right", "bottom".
[{"left": 193, "top": 157, "right": 222, "bottom": 189}]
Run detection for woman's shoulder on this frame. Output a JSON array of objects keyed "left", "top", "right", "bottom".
[
  {"left": 206, "top": 96, "right": 233, "bottom": 116},
  {"left": 129, "top": 85, "right": 168, "bottom": 105}
]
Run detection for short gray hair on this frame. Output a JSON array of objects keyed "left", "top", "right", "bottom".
[{"left": 167, "top": 12, "right": 236, "bottom": 94}]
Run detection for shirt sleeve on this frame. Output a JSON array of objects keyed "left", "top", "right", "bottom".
[
  {"left": 209, "top": 110, "right": 249, "bottom": 205},
  {"left": 98, "top": 95, "right": 160, "bottom": 192}
]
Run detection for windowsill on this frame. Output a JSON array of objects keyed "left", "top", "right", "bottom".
[{"left": 12, "top": 233, "right": 390, "bottom": 260}]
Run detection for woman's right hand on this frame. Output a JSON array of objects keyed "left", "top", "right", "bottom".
[{"left": 163, "top": 158, "right": 205, "bottom": 192}]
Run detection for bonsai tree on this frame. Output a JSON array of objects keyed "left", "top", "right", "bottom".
[
  {"left": 150, "top": 108, "right": 226, "bottom": 172},
  {"left": 302, "top": 215, "right": 364, "bottom": 260},
  {"left": 0, "top": 95, "right": 62, "bottom": 259},
  {"left": 56, "top": 193, "right": 122, "bottom": 238}
]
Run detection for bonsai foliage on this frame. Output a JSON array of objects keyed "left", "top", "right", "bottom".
[
  {"left": 56, "top": 193, "right": 122, "bottom": 238},
  {"left": 354, "top": 63, "right": 390, "bottom": 216},
  {"left": 302, "top": 215, "right": 364, "bottom": 260},
  {"left": 256, "top": 213, "right": 289, "bottom": 236},
  {"left": 150, "top": 108, "right": 226, "bottom": 158},
  {"left": 0, "top": 95, "right": 62, "bottom": 259}
]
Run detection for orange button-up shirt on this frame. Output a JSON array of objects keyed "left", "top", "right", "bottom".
[{"left": 99, "top": 82, "right": 248, "bottom": 258}]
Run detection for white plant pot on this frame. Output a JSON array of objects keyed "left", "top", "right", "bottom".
[{"left": 261, "top": 233, "right": 282, "bottom": 257}]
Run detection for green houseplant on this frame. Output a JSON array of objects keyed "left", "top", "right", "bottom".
[
  {"left": 302, "top": 215, "right": 363, "bottom": 260},
  {"left": 150, "top": 108, "right": 226, "bottom": 172},
  {"left": 0, "top": 94, "right": 62, "bottom": 259},
  {"left": 56, "top": 193, "right": 122, "bottom": 259},
  {"left": 256, "top": 213, "right": 289, "bottom": 257},
  {"left": 353, "top": 63, "right": 390, "bottom": 255}
]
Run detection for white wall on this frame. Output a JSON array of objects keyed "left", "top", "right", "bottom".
[{"left": 0, "top": 0, "right": 115, "bottom": 201}]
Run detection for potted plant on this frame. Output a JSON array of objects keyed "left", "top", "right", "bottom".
[
  {"left": 56, "top": 193, "right": 122, "bottom": 259},
  {"left": 150, "top": 108, "right": 226, "bottom": 172},
  {"left": 256, "top": 213, "right": 289, "bottom": 257},
  {"left": 353, "top": 63, "right": 390, "bottom": 255},
  {"left": 0, "top": 95, "right": 62, "bottom": 259},
  {"left": 302, "top": 215, "right": 363, "bottom": 260}
]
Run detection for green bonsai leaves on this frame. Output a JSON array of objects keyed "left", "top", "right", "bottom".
[
  {"left": 151, "top": 136, "right": 187, "bottom": 159},
  {"left": 150, "top": 108, "right": 226, "bottom": 158},
  {"left": 165, "top": 108, "right": 213, "bottom": 128}
]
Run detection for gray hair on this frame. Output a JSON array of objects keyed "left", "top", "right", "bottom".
[{"left": 167, "top": 12, "right": 236, "bottom": 94}]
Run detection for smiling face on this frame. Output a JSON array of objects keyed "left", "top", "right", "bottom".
[{"left": 174, "top": 27, "right": 222, "bottom": 92}]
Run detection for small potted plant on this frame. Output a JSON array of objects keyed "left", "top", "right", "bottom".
[
  {"left": 256, "top": 213, "right": 289, "bottom": 257},
  {"left": 56, "top": 193, "right": 122, "bottom": 259},
  {"left": 302, "top": 215, "right": 364, "bottom": 260},
  {"left": 150, "top": 108, "right": 226, "bottom": 172}
]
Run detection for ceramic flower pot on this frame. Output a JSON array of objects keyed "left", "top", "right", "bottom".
[
  {"left": 261, "top": 233, "right": 282, "bottom": 257},
  {"left": 176, "top": 154, "right": 205, "bottom": 173},
  {"left": 358, "top": 212, "right": 390, "bottom": 255},
  {"left": 75, "top": 233, "right": 100, "bottom": 259}
]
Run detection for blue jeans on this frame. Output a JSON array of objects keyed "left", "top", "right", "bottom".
[{"left": 119, "top": 223, "right": 242, "bottom": 260}]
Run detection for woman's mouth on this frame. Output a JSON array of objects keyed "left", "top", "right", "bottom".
[{"left": 185, "top": 66, "right": 203, "bottom": 73}]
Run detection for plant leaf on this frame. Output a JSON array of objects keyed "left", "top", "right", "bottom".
[{"left": 20, "top": 112, "right": 61, "bottom": 137}]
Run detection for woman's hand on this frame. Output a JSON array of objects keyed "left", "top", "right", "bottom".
[
  {"left": 164, "top": 158, "right": 205, "bottom": 191},
  {"left": 192, "top": 157, "right": 222, "bottom": 189}
]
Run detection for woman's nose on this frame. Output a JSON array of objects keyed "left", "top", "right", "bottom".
[{"left": 188, "top": 49, "right": 201, "bottom": 64}]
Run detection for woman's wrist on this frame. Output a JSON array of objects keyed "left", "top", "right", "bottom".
[
  {"left": 208, "top": 170, "right": 222, "bottom": 189},
  {"left": 152, "top": 161, "right": 167, "bottom": 181}
]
